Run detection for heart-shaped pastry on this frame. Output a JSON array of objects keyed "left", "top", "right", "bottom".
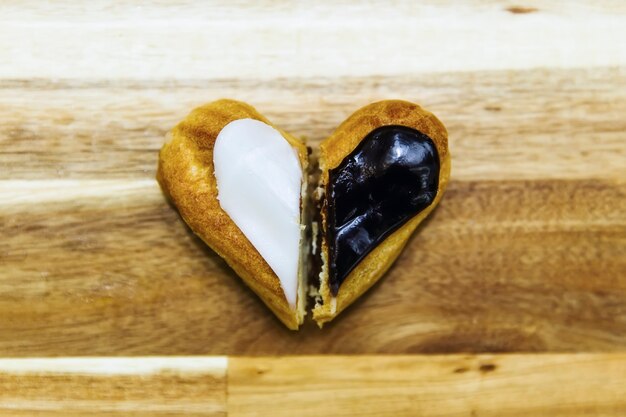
[{"left": 157, "top": 99, "right": 449, "bottom": 329}]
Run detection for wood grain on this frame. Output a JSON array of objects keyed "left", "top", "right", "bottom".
[
  {"left": 229, "top": 354, "right": 626, "bottom": 417},
  {"left": 1, "top": 355, "right": 624, "bottom": 416},
  {"left": 1, "top": 68, "right": 625, "bottom": 181},
  {"left": 1, "top": 1, "right": 625, "bottom": 79},
  {"left": 0, "top": 357, "right": 227, "bottom": 416},
  {"left": 1, "top": 178, "right": 624, "bottom": 355}
]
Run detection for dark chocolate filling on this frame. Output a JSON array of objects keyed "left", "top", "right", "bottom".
[{"left": 326, "top": 125, "right": 440, "bottom": 295}]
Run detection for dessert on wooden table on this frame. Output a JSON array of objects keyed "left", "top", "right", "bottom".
[{"left": 157, "top": 99, "right": 449, "bottom": 329}]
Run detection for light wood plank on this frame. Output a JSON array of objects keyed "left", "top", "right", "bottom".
[
  {"left": 228, "top": 354, "right": 626, "bottom": 417},
  {"left": 1, "top": 1, "right": 625, "bottom": 79},
  {"left": 2, "top": 355, "right": 626, "bottom": 417},
  {"left": 3, "top": 0, "right": 626, "bottom": 22},
  {"left": 1, "top": 179, "right": 623, "bottom": 355},
  {"left": 0, "top": 357, "right": 227, "bottom": 416},
  {"left": 1, "top": 68, "right": 625, "bottom": 181}
]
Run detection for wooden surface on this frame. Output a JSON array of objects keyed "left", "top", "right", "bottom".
[
  {"left": 1, "top": 355, "right": 625, "bottom": 416},
  {"left": 1, "top": 1, "right": 626, "bottom": 356},
  {"left": 0, "top": 357, "right": 227, "bottom": 416}
]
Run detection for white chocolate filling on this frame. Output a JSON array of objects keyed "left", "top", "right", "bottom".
[{"left": 213, "top": 119, "right": 302, "bottom": 308}]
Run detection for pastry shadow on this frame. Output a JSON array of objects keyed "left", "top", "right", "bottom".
[
  {"left": 155, "top": 185, "right": 243, "bottom": 286},
  {"left": 180, "top": 218, "right": 306, "bottom": 334}
]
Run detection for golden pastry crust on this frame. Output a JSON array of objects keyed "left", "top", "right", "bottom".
[
  {"left": 313, "top": 100, "right": 451, "bottom": 326},
  {"left": 157, "top": 99, "right": 308, "bottom": 330}
]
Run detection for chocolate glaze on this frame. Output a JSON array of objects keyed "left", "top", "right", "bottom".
[{"left": 326, "top": 125, "right": 440, "bottom": 295}]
